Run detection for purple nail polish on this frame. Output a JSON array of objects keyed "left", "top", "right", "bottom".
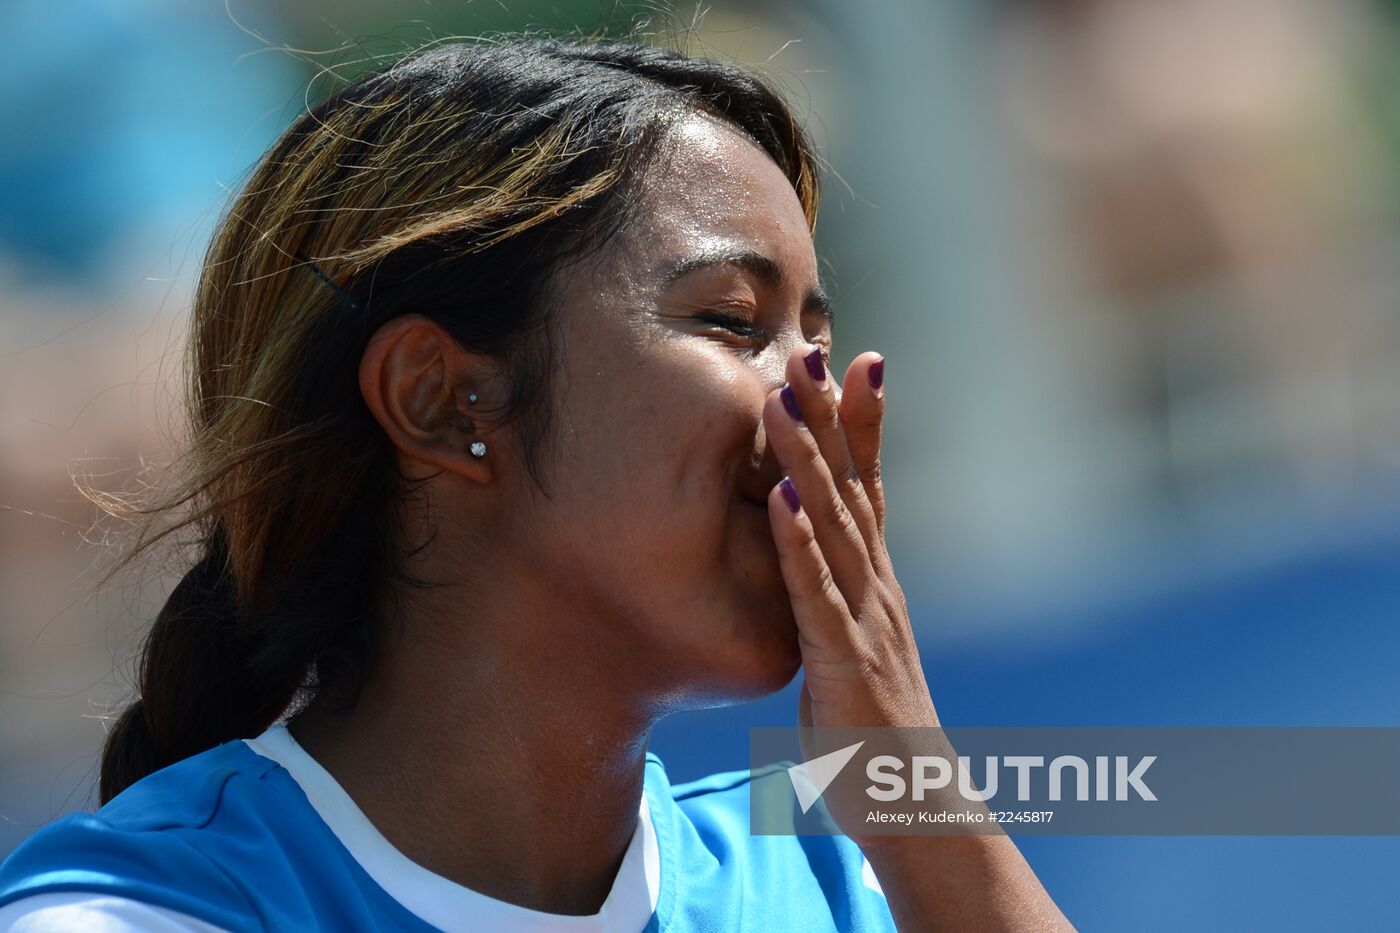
[
  {"left": 779, "top": 476, "right": 801, "bottom": 513},
  {"left": 868, "top": 357, "right": 885, "bottom": 391},
  {"left": 780, "top": 383, "right": 803, "bottom": 422},
  {"left": 804, "top": 346, "right": 826, "bottom": 383}
]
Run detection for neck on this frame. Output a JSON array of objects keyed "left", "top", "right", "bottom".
[{"left": 287, "top": 575, "right": 659, "bottom": 916}]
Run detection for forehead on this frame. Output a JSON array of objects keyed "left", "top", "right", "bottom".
[{"left": 603, "top": 111, "right": 817, "bottom": 287}]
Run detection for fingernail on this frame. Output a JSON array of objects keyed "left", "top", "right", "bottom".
[
  {"left": 780, "top": 383, "right": 803, "bottom": 423},
  {"left": 778, "top": 476, "right": 801, "bottom": 513},
  {"left": 868, "top": 356, "right": 885, "bottom": 393},
  {"left": 803, "top": 346, "right": 826, "bottom": 383}
]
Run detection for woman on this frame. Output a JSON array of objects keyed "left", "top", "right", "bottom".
[{"left": 0, "top": 36, "right": 1070, "bottom": 931}]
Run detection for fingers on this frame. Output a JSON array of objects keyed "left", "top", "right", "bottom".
[
  {"left": 767, "top": 375, "right": 873, "bottom": 607},
  {"left": 772, "top": 344, "right": 889, "bottom": 573},
  {"left": 767, "top": 477, "right": 862, "bottom": 674},
  {"left": 840, "top": 352, "right": 890, "bottom": 569}
]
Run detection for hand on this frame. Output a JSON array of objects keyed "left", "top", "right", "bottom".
[
  {"left": 763, "top": 344, "right": 938, "bottom": 744},
  {"left": 764, "top": 344, "right": 1075, "bottom": 932}
]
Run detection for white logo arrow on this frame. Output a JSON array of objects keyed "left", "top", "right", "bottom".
[{"left": 787, "top": 741, "right": 865, "bottom": 814}]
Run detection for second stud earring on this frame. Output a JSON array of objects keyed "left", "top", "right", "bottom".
[
  {"left": 456, "top": 415, "right": 486, "bottom": 457},
  {"left": 461, "top": 395, "right": 485, "bottom": 457}
]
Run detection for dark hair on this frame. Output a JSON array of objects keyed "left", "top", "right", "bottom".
[{"left": 90, "top": 34, "right": 822, "bottom": 804}]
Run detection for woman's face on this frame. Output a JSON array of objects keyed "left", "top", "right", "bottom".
[{"left": 510, "top": 112, "right": 833, "bottom": 708}]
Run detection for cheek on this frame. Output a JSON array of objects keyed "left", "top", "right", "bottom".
[
  {"left": 548, "top": 356, "right": 762, "bottom": 566},
  {"left": 578, "top": 351, "right": 757, "bottom": 487},
  {"left": 523, "top": 290, "right": 774, "bottom": 545}
]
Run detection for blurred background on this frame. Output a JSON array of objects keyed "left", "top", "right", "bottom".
[{"left": 3, "top": 0, "right": 1400, "bottom": 928}]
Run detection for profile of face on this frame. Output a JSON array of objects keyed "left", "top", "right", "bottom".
[
  {"left": 365, "top": 109, "right": 832, "bottom": 713},
  {"left": 507, "top": 111, "right": 833, "bottom": 709}
]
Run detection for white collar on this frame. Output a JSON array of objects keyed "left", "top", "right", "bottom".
[{"left": 243, "top": 723, "right": 661, "bottom": 933}]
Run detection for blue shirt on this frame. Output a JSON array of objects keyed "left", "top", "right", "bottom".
[{"left": 0, "top": 725, "right": 896, "bottom": 932}]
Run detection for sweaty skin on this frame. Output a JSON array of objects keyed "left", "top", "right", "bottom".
[{"left": 289, "top": 110, "right": 1071, "bottom": 929}]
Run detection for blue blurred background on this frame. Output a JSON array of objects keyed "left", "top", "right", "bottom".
[{"left": 3, "top": 0, "right": 1399, "bottom": 929}]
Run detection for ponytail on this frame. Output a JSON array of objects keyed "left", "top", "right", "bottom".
[
  {"left": 85, "top": 34, "right": 822, "bottom": 805},
  {"left": 99, "top": 528, "right": 300, "bottom": 803}
]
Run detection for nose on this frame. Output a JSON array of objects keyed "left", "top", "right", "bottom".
[{"left": 761, "top": 337, "right": 841, "bottom": 404}]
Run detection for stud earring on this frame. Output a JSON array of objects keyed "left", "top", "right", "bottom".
[
  {"left": 463, "top": 392, "right": 485, "bottom": 456},
  {"left": 456, "top": 411, "right": 487, "bottom": 458}
]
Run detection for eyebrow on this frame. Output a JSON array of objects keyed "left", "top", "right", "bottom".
[{"left": 663, "top": 247, "right": 835, "bottom": 327}]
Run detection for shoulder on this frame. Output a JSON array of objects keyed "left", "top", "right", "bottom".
[
  {"left": 645, "top": 753, "right": 894, "bottom": 932},
  {"left": 0, "top": 892, "right": 227, "bottom": 932},
  {"left": 81, "top": 738, "right": 281, "bottom": 833},
  {"left": 0, "top": 740, "right": 304, "bottom": 933},
  {"left": 663, "top": 754, "right": 792, "bottom": 802},
  {"left": 657, "top": 753, "right": 830, "bottom": 838}
]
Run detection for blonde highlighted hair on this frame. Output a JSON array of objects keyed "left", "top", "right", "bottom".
[{"left": 94, "top": 35, "right": 822, "bottom": 803}]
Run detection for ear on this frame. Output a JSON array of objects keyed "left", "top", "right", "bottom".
[{"left": 357, "top": 314, "right": 495, "bottom": 484}]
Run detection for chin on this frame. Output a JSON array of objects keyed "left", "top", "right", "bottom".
[{"left": 674, "top": 594, "right": 803, "bottom": 710}]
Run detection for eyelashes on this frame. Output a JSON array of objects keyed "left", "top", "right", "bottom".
[
  {"left": 694, "top": 310, "right": 832, "bottom": 363},
  {"left": 696, "top": 310, "right": 769, "bottom": 340}
]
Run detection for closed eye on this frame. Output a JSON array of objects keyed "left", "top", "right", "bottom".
[
  {"left": 695, "top": 310, "right": 769, "bottom": 341},
  {"left": 694, "top": 310, "right": 833, "bottom": 364}
]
